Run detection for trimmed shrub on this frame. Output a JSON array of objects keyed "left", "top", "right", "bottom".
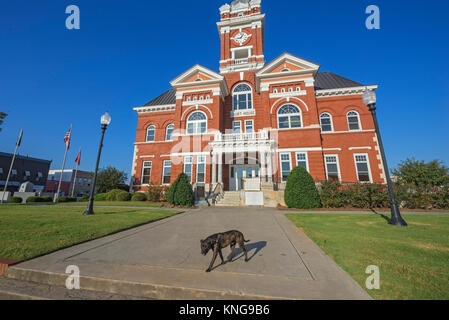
[
  {"left": 167, "top": 173, "right": 194, "bottom": 207},
  {"left": 8, "top": 196, "right": 23, "bottom": 204},
  {"left": 94, "top": 193, "right": 107, "bottom": 201},
  {"left": 284, "top": 166, "right": 321, "bottom": 209},
  {"left": 131, "top": 192, "right": 147, "bottom": 201},
  {"left": 174, "top": 174, "right": 194, "bottom": 207},
  {"left": 105, "top": 189, "right": 126, "bottom": 201},
  {"left": 116, "top": 191, "right": 132, "bottom": 201},
  {"left": 147, "top": 185, "right": 165, "bottom": 202},
  {"left": 26, "top": 196, "right": 39, "bottom": 203},
  {"left": 40, "top": 196, "right": 53, "bottom": 203},
  {"left": 167, "top": 179, "right": 180, "bottom": 205},
  {"left": 57, "top": 196, "right": 76, "bottom": 203}
]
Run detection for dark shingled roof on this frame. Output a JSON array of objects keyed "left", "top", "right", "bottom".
[
  {"left": 142, "top": 72, "right": 363, "bottom": 106},
  {"left": 314, "top": 72, "right": 363, "bottom": 90},
  {"left": 144, "top": 89, "right": 176, "bottom": 106}
]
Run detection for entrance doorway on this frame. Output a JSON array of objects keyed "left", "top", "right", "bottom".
[{"left": 229, "top": 165, "right": 260, "bottom": 191}]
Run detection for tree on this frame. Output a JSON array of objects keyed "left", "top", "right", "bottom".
[
  {"left": 284, "top": 166, "right": 321, "bottom": 209},
  {"left": 392, "top": 158, "right": 449, "bottom": 187},
  {"left": 0, "top": 112, "right": 7, "bottom": 132},
  {"left": 96, "top": 167, "right": 128, "bottom": 193},
  {"left": 167, "top": 173, "right": 194, "bottom": 207}
]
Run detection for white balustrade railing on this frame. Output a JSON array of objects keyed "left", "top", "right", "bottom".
[{"left": 235, "top": 58, "right": 249, "bottom": 65}]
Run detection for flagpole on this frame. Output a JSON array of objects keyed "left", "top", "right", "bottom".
[
  {"left": 71, "top": 147, "right": 81, "bottom": 197},
  {"left": 55, "top": 125, "right": 71, "bottom": 202},
  {"left": 2, "top": 129, "right": 22, "bottom": 203}
]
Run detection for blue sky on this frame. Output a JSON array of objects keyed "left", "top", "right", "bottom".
[{"left": 1, "top": 0, "right": 448, "bottom": 180}]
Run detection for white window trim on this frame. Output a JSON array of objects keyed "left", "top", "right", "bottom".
[
  {"left": 232, "top": 120, "right": 242, "bottom": 133},
  {"left": 146, "top": 125, "right": 156, "bottom": 142},
  {"left": 295, "top": 152, "right": 309, "bottom": 172},
  {"left": 279, "top": 152, "right": 292, "bottom": 183},
  {"left": 244, "top": 120, "right": 254, "bottom": 132},
  {"left": 347, "top": 110, "right": 362, "bottom": 131},
  {"left": 165, "top": 124, "right": 174, "bottom": 141},
  {"left": 196, "top": 156, "right": 206, "bottom": 184},
  {"left": 353, "top": 153, "right": 373, "bottom": 183},
  {"left": 232, "top": 83, "right": 253, "bottom": 111},
  {"left": 277, "top": 104, "right": 303, "bottom": 130},
  {"left": 320, "top": 112, "right": 334, "bottom": 132},
  {"left": 324, "top": 154, "right": 342, "bottom": 182},
  {"left": 186, "top": 111, "right": 208, "bottom": 135},
  {"left": 141, "top": 161, "right": 152, "bottom": 185},
  {"left": 162, "top": 160, "right": 172, "bottom": 185},
  {"left": 183, "top": 156, "right": 193, "bottom": 183}
]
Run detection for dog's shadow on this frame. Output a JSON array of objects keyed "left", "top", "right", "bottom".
[{"left": 225, "top": 241, "right": 267, "bottom": 263}]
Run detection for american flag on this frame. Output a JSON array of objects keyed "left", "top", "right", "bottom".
[
  {"left": 64, "top": 126, "right": 72, "bottom": 150},
  {"left": 75, "top": 149, "right": 81, "bottom": 166}
]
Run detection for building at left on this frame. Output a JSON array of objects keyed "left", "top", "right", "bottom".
[{"left": 0, "top": 152, "right": 52, "bottom": 192}]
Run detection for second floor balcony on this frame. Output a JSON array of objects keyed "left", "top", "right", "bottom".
[{"left": 214, "top": 130, "right": 270, "bottom": 142}]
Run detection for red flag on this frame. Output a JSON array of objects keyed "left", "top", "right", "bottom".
[
  {"left": 64, "top": 126, "right": 72, "bottom": 150},
  {"left": 75, "top": 149, "right": 81, "bottom": 166}
]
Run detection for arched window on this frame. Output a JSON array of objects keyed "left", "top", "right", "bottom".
[
  {"left": 165, "top": 124, "right": 174, "bottom": 141},
  {"left": 232, "top": 83, "right": 253, "bottom": 110},
  {"left": 347, "top": 111, "right": 361, "bottom": 131},
  {"left": 320, "top": 113, "right": 333, "bottom": 132},
  {"left": 187, "top": 111, "right": 207, "bottom": 134},
  {"left": 277, "top": 104, "right": 302, "bottom": 129},
  {"left": 281, "top": 68, "right": 290, "bottom": 72},
  {"left": 146, "top": 125, "right": 156, "bottom": 142}
]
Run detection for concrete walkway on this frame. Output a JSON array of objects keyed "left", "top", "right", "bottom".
[{"left": 3, "top": 207, "right": 372, "bottom": 300}]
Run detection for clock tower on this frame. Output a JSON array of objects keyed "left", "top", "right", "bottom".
[{"left": 217, "top": 0, "right": 265, "bottom": 74}]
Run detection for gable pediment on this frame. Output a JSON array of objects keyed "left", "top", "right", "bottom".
[
  {"left": 256, "top": 53, "right": 320, "bottom": 77},
  {"left": 170, "top": 65, "right": 224, "bottom": 87}
]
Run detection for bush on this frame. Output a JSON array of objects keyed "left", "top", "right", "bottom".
[
  {"left": 116, "top": 191, "right": 132, "bottom": 201},
  {"left": 8, "top": 196, "right": 22, "bottom": 204},
  {"left": 94, "top": 193, "right": 107, "bottom": 201},
  {"left": 284, "top": 166, "right": 321, "bottom": 209},
  {"left": 147, "top": 185, "right": 164, "bottom": 202},
  {"left": 131, "top": 192, "right": 147, "bottom": 201},
  {"left": 40, "top": 196, "right": 53, "bottom": 203},
  {"left": 167, "top": 173, "right": 194, "bottom": 207},
  {"left": 80, "top": 195, "right": 89, "bottom": 202},
  {"left": 26, "top": 196, "right": 40, "bottom": 203},
  {"left": 105, "top": 189, "right": 126, "bottom": 201},
  {"left": 57, "top": 196, "right": 77, "bottom": 203}
]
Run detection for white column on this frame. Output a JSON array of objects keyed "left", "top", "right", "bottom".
[
  {"left": 260, "top": 150, "right": 266, "bottom": 182},
  {"left": 266, "top": 151, "right": 273, "bottom": 183},
  {"left": 212, "top": 153, "right": 217, "bottom": 184},
  {"left": 218, "top": 152, "right": 223, "bottom": 184}
]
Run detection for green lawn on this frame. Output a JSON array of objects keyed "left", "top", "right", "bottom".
[
  {"left": 54, "top": 201, "right": 164, "bottom": 208},
  {"left": 0, "top": 204, "right": 181, "bottom": 261},
  {"left": 286, "top": 213, "right": 449, "bottom": 300}
]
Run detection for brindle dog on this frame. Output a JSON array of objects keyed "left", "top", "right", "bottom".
[{"left": 200, "top": 230, "right": 250, "bottom": 272}]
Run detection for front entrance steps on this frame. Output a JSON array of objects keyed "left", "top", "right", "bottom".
[{"left": 215, "top": 191, "right": 242, "bottom": 207}]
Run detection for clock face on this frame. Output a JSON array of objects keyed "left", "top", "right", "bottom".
[{"left": 233, "top": 32, "right": 249, "bottom": 45}]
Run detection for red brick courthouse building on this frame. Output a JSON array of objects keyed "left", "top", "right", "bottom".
[{"left": 130, "top": 0, "right": 384, "bottom": 206}]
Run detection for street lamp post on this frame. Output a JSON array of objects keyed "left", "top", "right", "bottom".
[
  {"left": 83, "top": 112, "right": 111, "bottom": 216},
  {"left": 362, "top": 89, "right": 407, "bottom": 227}
]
